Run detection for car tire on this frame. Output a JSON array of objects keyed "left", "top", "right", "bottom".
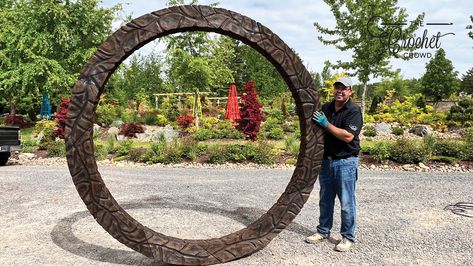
[{"left": 0, "top": 152, "right": 10, "bottom": 166}]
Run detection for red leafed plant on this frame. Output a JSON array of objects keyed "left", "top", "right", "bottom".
[
  {"left": 177, "top": 113, "right": 195, "bottom": 129},
  {"left": 119, "top": 122, "right": 145, "bottom": 138},
  {"left": 4, "top": 114, "right": 30, "bottom": 128},
  {"left": 54, "top": 98, "right": 70, "bottom": 139},
  {"left": 236, "top": 80, "right": 264, "bottom": 141}
]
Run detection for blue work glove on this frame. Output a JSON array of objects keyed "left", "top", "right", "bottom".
[{"left": 312, "top": 111, "right": 329, "bottom": 128}]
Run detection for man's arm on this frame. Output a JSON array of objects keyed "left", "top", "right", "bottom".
[
  {"left": 313, "top": 110, "right": 360, "bottom": 143},
  {"left": 324, "top": 124, "right": 354, "bottom": 143}
]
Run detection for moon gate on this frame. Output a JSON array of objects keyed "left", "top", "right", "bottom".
[{"left": 65, "top": 5, "right": 324, "bottom": 265}]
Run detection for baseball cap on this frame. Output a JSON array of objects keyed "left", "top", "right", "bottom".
[{"left": 334, "top": 77, "right": 353, "bottom": 87}]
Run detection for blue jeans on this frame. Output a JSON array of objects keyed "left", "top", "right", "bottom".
[{"left": 316, "top": 157, "right": 358, "bottom": 242}]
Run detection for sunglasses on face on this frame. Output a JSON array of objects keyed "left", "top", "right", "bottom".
[{"left": 334, "top": 86, "right": 351, "bottom": 91}]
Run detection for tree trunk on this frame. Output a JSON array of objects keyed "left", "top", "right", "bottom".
[
  {"left": 10, "top": 102, "right": 16, "bottom": 116},
  {"left": 361, "top": 82, "right": 367, "bottom": 118}
]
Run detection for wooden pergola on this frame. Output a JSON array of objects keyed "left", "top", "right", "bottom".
[{"left": 153, "top": 91, "right": 213, "bottom": 126}]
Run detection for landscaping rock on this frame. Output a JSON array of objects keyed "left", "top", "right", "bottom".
[
  {"left": 408, "top": 125, "right": 432, "bottom": 137},
  {"left": 107, "top": 127, "right": 119, "bottom": 138},
  {"left": 93, "top": 124, "right": 101, "bottom": 132},
  {"left": 418, "top": 162, "right": 429, "bottom": 169},
  {"left": 111, "top": 120, "right": 124, "bottom": 128},
  {"left": 375, "top": 122, "right": 392, "bottom": 134}
]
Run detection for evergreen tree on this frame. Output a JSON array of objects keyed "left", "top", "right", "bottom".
[
  {"left": 461, "top": 67, "right": 473, "bottom": 95},
  {"left": 420, "top": 48, "right": 460, "bottom": 103},
  {"left": 467, "top": 15, "right": 473, "bottom": 44}
]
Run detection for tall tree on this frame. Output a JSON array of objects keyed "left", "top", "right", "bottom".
[
  {"left": 467, "top": 15, "right": 473, "bottom": 44},
  {"left": 106, "top": 52, "right": 165, "bottom": 105},
  {"left": 314, "top": 0, "right": 423, "bottom": 114},
  {"left": 461, "top": 67, "right": 473, "bottom": 96},
  {"left": 420, "top": 48, "right": 460, "bottom": 103},
  {"left": 0, "top": 0, "right": 120, "bottom": 116}
]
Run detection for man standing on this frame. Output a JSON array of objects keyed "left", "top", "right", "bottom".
[{"left": 305, "top": 77, "right": 363, "bottom": 252}]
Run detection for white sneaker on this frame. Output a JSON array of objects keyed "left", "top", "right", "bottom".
[
  {"left": 305, "top": 232, "right": 329, "bottom": 244},
  {"left": 334, "top": 237, "right": 353, "bottom": 252}
]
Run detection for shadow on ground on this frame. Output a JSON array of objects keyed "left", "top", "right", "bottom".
[{"left": 51, "top": 196, "right": 312, "bottom": 265}]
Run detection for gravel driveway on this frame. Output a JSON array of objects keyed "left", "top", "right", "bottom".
[{"left": 0, "top": 165, "right": 472, "bottom": 265}]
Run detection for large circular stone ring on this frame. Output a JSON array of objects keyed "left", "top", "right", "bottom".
[{"left": 65, "top": 5, "right": 324, "bottom": 265}]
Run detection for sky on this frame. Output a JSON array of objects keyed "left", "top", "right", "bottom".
[{"left": 100, "top": 0, "right": 473, "bottom": 85}]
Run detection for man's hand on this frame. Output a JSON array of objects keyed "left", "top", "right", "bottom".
[{"left": 313, "top": 111, "right": 329, "bottom": 128}]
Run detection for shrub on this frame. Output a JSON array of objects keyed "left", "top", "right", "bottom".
[
  {"left": 371, "top": 141, "right": 390, "bottom": 163},
  {"left": 249, "top": 141, "right": 275, "bottom": 164},
  {"left": 236, "top": 80, "right": 264, "bottom": 141},
  {"left": 94, "top": 142, "right": 108, "bottom": 160},
  {"left": 33, "top": 120, "right": 57, "bottom": 148},
  {"left": 47, "top": 141, "right": 66, "bottom": 157},
  {"left": 465, "top": 127, "right": 473, "bottom": 144},
  {"left": 4, "top": 114, "right": 30, "bottom": 128},
  {"left": 433, "top": 140, "right": 463, "bottom": 158},
  {"left": 115, "top": 140, "right": 133, "bottom": 156},
  {"left": 430, "top": 156, "right": 457, "bottom": 164},
  {"left": 119, "top": 122, "right": 144, "bottom": 138},
  {"left": 106, "top": 134, "right": 116, "bottom": 154},
  {"left": 180, "top": 137, "right": 206, "bottom": 160},
  {"left": 53, "top": 98, "right": 69, "bottom": 139},
  {"left": 177, "top": 113, "right": 195, "bottom": 129},
  {"left": 21, "top": 139, "right": 37, "bottom": 153},
  {"left": 141, "top": 111, "right": 158, "bottom": 125},
  {"left": 195, "top": 128, "right": 215, "bottom": 141},
  {"left": 284, "top": 136, "right": 300, "bottom": 156},
  {"left": 390, "top": 138, "right": 428, "bottom": 164},
  {"left": 423, "top": 134, "right": 436, "bottom": 158},
  {"left": 363, "top": 125, "right": 377, "bottom": 137},
  {"left": 156, "top": 114, "right": 168, "bottom": 126},
  {"left": 447, "top": 98, "right": 473, "bottom": 126},
  {"left": 215, "top": 120, "right": 243, "bottom": 139},
  {"left": 96, "top": 102, "right": 118, "bottom": 127},
  {"left": 262, "top": 118, "right": 285, "bottom": 140},
  {"left": 391, "top": 126, "right": 404, "bottom": 136}
]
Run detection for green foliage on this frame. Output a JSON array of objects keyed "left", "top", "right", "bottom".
[
  {"left": 94, "top": 142, "right": 108, "bottom": 160},
  {"left": 433, "top": 139, "right": 463, "bottom": 158},
  {"left": 96, "top": 101, "right": 118, "bottom": 127},
  {"left": 107, "top": 52, "right": 165, "bottom": 106},
  {"left": 0, "top": 0, "right": 120, "bottom": 115},
  {"left": 47, "top": 141, "right": 65, "bottom": 157},
  {"left": 429, "top": 156, "right": 457, "bottom": 164},
  {"left": 33, "top": 120, "right": 57, "bottom": 148},
  {"left": 207, "top": 141, "right": 275, "bottom": 165},
  {"left": 314, "top": 0, "right": 424, "bottom": 113},
  {"left": 461, "top": 67, "right": 473, "bottom": 95},
  {"left": 447, "top": 98, "right": 473, "bottom": 126},
  {"left": 284, "top": 136, "right": 300, "bottom": 156},
  {"left": 420, "top": 49, "right": 460, "bottom": 103},
  {"left": 261, "top": 118, "right": 285, "bottom": 140},
  {"left": 465, "top": 127, "right": 473, "bottom": 144},
  {"left": 20, "top": 139, "right": 37, "bottom": 153},
  {"left": 363, "top": 125, "right": 377, "bottom": 137},
  {"left": 390, "top": 138, "right": 428, "bottom": 164},
  {"left": 155, "top": 114, "right": 168, "bottom": 126},
  {"left": 106, "top": 134, "right": 116, "bottom": 154},
  {"left": 371, "top": 141, "right": 390, "bottom": 163},
  {"left": 391, "top": 126, "right": 404, "bottom": 136},
  {"left": 115, "top": 140, "right": 133, "bottom": 156}
]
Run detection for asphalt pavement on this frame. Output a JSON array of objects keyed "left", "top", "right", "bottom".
[{"left": 0, "top": 165, "right": 472, "bottom": 265}]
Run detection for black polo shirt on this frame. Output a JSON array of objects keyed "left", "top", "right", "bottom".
[{"left": 321, "top": 99, "right": 363, "bottom": 158}]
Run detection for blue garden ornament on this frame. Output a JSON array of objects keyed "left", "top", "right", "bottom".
[{"left": 40, "top": 92, "right": 51, "bottom": 120}]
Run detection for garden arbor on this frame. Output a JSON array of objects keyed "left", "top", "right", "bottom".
[{"left": 66, "top": 5, "right": 323, "bottom": 265}]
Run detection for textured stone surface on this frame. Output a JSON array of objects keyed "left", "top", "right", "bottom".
[{"left": 65, "top": 5, "right": 323, "bottom": 265}]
